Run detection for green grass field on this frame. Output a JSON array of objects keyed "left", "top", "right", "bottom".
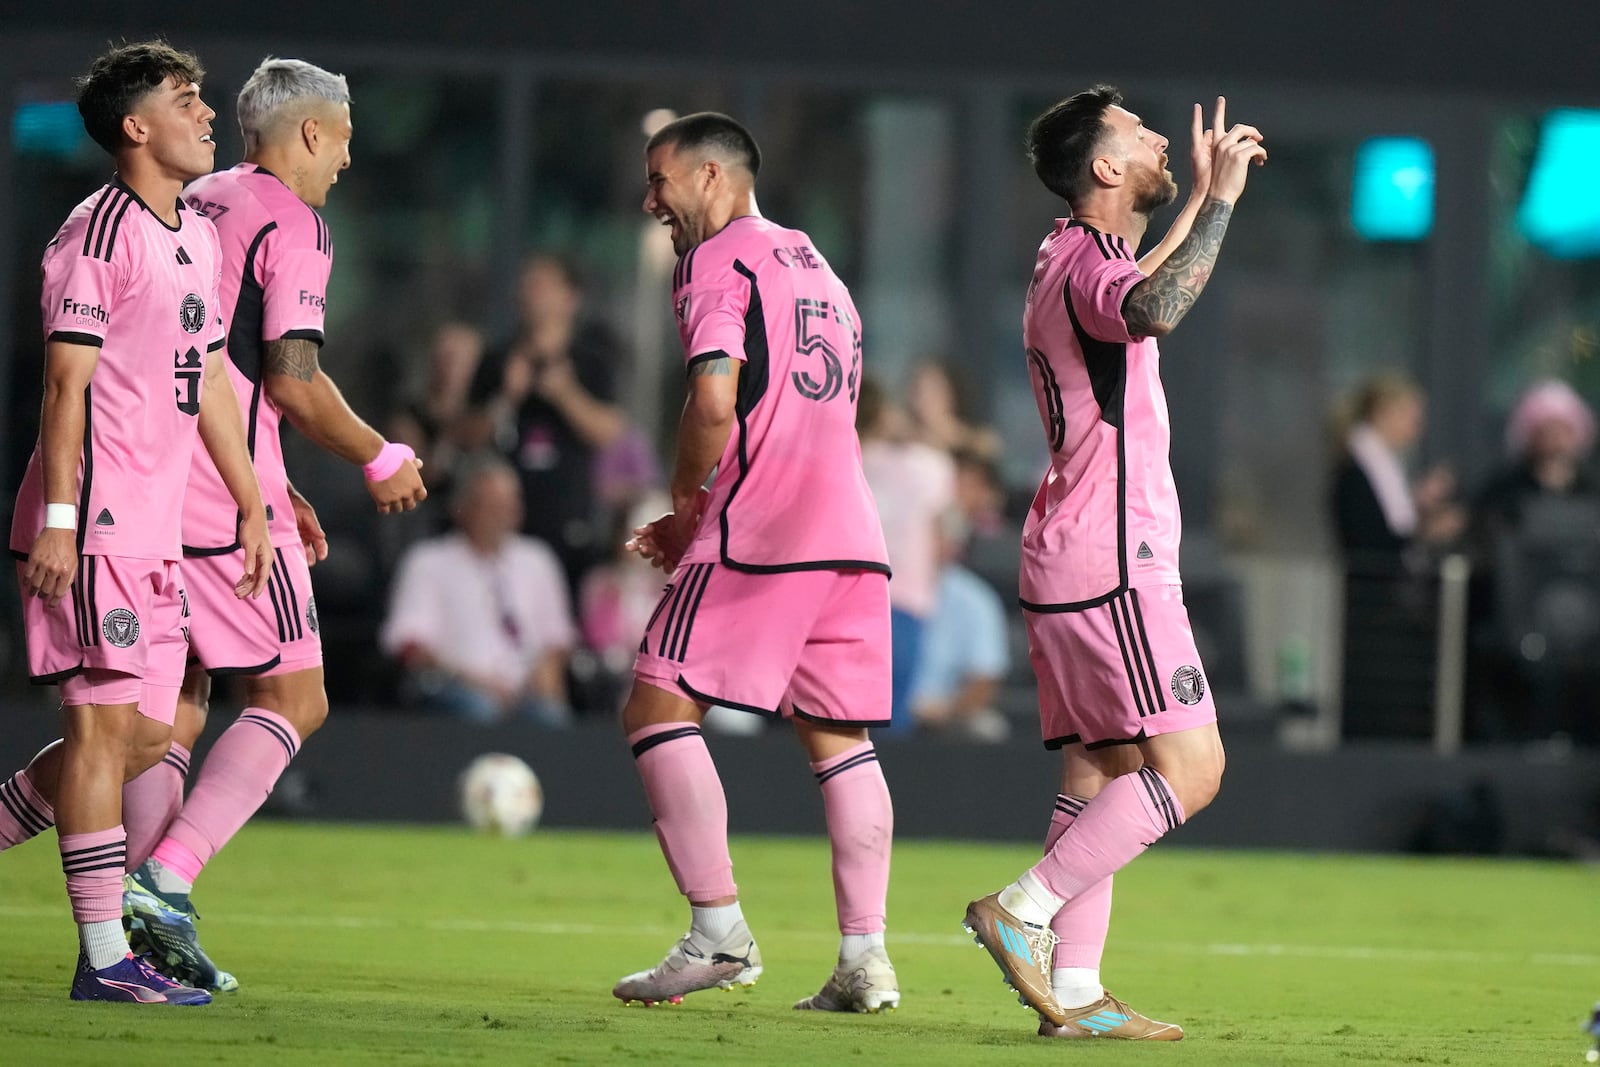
[{"left": 1, "top": 823, "right": 1596, "bottom": 1065}]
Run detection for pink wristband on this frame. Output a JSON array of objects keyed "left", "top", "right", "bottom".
[{"left": 363, "top": 441, "right": 415, "bottom": 482}]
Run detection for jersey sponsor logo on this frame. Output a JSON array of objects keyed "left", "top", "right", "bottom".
[
  {"left": 62, "top": 298, "right": 111, "bottom": 326},
  {"left": 174, "top": 347, "right": 203, "bottom": 415},
  {"left": 299, "top": 290, "right": 326, "bottom": 310},
  {"left": 1136, "top": 542, "right": 1154, "bottom": 560},
  {"left": 95, "top": 508, "right": 115, "bottom": 527},
  {"left": 179, "top": 293, "right": 206, "bottom": 334},
  {"left": 1170, "top": 665, "right": 1205, "bottom": 706},
  {"left": 102, "top": 608, "right": 140, "bottom": 649},
  {"left": 306, "top": 596, "right": 319, "bottom": 634}
]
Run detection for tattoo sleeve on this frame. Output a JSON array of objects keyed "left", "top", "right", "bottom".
[
  {"left": 1123, "top": 197, "right": 1235, "bottom": 338},
  {"left": 263, "top": 337, "right": 321, "bottom": 382},
  {"left": 686, "top": 354, "right": 734, "bottom": 377}
]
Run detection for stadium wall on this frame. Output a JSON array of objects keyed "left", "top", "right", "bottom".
[{"left": 2, "top": 711, "right": 1593, "bottom": 856}]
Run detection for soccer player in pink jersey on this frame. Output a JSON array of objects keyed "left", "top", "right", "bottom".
[
  {"left": 961, "top": 88, "right": 1266, "bottom": 1039},
  {"left": 2, "top": 41, "right": 271, "bottom": 1004},
  {"left": 112, "top": 57, "right": 427, "bottom": 992},
  {"left": 611, "top": 113, "right": 899, "bottom": 1013}
]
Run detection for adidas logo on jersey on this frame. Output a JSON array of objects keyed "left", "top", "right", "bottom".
[
  {"left": 95, "top": 508, "right": 115, "bottom": 527},
  {"left": 174, "top": 246, "right": 193, "bottom": 265},
  {"left": 1136, "top": 542, "right": 1154, "bottom": 560}
]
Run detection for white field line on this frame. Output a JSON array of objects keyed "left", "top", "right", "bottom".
[{"left": 0, "top": 905, "right": 1591, "bottom": 968}]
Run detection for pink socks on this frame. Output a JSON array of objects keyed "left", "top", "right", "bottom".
[
  {"left": 122, "top": 742, "right": 189, "bottom": 870},
  {"left": 154, "top": 709, "right": 300, "bottom": 885},
  {"left": 60, "top": 827, "right": 126, "bottom": 923},
  {"left": 1045, "top": 793, "right": 1114, "bottom": 971},
  {"left": 628, "top": 723, "right": 736, "bottom": 902},
  {"left": 0, "top": 765, "right": 54, "bottom": 851},
  {"left": 1029, "top": 767, "right": 1185, "bottom": 902},
  {"left": 811, "top": 742, "right": 892, "bottom": 936}
]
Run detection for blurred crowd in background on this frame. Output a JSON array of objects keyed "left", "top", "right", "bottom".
[{"left": 3, "top": 33, "right": 1598, "bottom": 750}]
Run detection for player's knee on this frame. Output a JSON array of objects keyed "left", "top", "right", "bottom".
[
  {"left": 282, "top": 689, "right": 330, "bottom": 740},
  {"left": 123, "top": 732, "right": 172, "bottom": 781},
  {"left": 1177, "top": 745, "right": 1226, "bottom": 819}
]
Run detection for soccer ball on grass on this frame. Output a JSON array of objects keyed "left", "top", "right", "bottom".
[{"left": 458, "top": 753, "right": 544, "bottom": 836}]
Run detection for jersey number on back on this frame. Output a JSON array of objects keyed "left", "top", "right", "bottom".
[{"left": 791, "top": 298, "right": 861, "bottom": 405}]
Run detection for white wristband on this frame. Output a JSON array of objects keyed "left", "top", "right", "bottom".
[{"left": 44, "top": 503, "right": 77, "bottom": 530}]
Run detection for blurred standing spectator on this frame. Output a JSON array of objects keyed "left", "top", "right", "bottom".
[
  {"left": 380, "top": 457, "right": 575, "bottom": 726},
  {"left": 1329, "top": 372, "right": 1465, "bottom": 740},
  {"left": 950, "top": 445, "right": 1022, "bottom": 597},
  {"left": 912, "top": 508, "right": 1012, "bottom": 742},
  {"left": 904, "top": 359, "right": 1003, "bottom": 460},
  {"left": 458, "top": 253, "right": 631, "bottom": 587},
  {"left": 857, "top": 377, "right": 955, "bottom": 731},
  {"left": 385, "top": 320, "right": 485, "bottom": 512},
  {"left": 1467, "top": 380, "right": 1600, "bottom": 743}
]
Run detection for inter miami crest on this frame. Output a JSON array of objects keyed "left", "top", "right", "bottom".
[
  {"left": 179, "top": 292, "right": 206, "bottom": 334},
  {"left": 102, "top": 608, "right": 140, "bottom": 649},
  {"left": 1170, "top": 665, "right": 1205, "bottom": 706},
  {"left": 306, "top": 596, "right": 319, "bottom": 635}
]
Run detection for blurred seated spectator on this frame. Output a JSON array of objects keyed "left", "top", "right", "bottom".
[
  {"left": 904, "top": 359, "right": 1003, "bottom": 461},
  {"left": 380, "top": 456, "right": 575, "bottom": 727},
  {"left": 950, "top": 445, "right": 1021, "bottom": 597},
  {"left": 593, "top": 425, "right": 665, "bottom": 517},
  {"left": 912, "top": 509, "right": 1011, "bottom": 743},
  {"left": 385, "top": 320, "right": 485, "bottom": 513},
  {"left": 457, "top": 253, "right": 631, "bottom": 587},
  {"left": 1466, "top": 380, "right": 1600, "bottom": 743},
  {"left": 574, "top": 492, "right": 671, "bottom": 715},
  {"left": 858, "top": 377, "right": 955, "bottom": 733},
  {"left": 1328, "top": 372, "right": 1465, "bottom": 740}
]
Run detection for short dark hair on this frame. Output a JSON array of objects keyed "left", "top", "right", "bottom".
[
  {"left": 1027, "top": 85, "right": 1122, "bottom": 208},
  {"left": 76, "top": 40, "right": 206, "bottom": 153},
  {"left": 647, "top": 111, "right": 761, "bottom": 179}
]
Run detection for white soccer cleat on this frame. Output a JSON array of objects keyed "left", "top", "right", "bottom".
[
  {"left": 792, "top": 946, "right": 900, "bottom": 1013},
  {"left": 612, "top": 922, "right": 763, "bottom": 1006}
]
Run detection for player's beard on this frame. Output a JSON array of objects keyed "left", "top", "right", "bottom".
[
  {"left": 671, "top": 207, "right": 702, "bottom": 256},
  {"left": 1129, "top": 160, "right": 1179, "bottom": 216}
]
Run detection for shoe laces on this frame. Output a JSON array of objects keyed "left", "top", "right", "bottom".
[{"left": 130, "top": 955, "right": 182, "bottom": 989}]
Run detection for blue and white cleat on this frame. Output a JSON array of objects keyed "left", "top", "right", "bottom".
[
  {"left": 123, "top": 864, "right": 238, "bottom": 993},
  {"left": 69, "top": 952, "right": 212, "bottom": 1004}
]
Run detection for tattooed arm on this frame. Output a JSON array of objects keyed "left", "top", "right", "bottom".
[
  {"left": 1123, "top": 197, "right": 1235, "bottom": 338},
  {"left": 263, "top": 337, "right": 428, "bottom": 510},
  {"left": 262, "top": 337, "right": 387, "bottom": 464}
]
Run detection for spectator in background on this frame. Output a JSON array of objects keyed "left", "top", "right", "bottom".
[
  {"left": 1467, "top": 379, "right": 1600, "bottom": 743},
  {"left": 904, "top": 359, "right": 1003, "bottom": 461},
  {"left": 381, "top": 456, "right": 575, "bottom": 726},
  {"left": 857, "top": 376, "right": 955, "bottom": 732},
  {"left": 457, "top": 253, "right": 631, "bottom": 587},
  {"left": 1329, "top": 372, "right": 1465, "bottom": 740},
  {"left": 1331, "top": 371, "right": 1465, "bottom": 572},
  {"left": 912, "top": 508, "right": 1012, "bottom": 742},
  {"left": 386, "top": 321, "right": 485, "bottom": 511},
  {"left": 950, "top": 445, "right": 1022, "bottom": 597}
]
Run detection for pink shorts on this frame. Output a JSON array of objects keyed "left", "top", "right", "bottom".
[
  {"left": 633, "top": 563, "right": 891, "bottom": 726},
  {"left": 183, "top": 545, "right": 322, "bottom": 677},
  {"left": 16, "top": 556, "right": 189, "bottom": 723},
  {"left": 1026, "top": 584, "right": 1217, "bottom": 749}
]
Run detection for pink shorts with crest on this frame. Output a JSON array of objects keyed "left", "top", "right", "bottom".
[
  {"left": 183, "top": 546, "right": 322, "bottom": 677},
  {"left": 1026, "top": 584, "right": 1217, "bottom": 750},
  {"left": 633, "top": 563, "right": 891, "bottom": 726},
  {"left": 16, "top": 555, "right": 189, "bottom": 722}
]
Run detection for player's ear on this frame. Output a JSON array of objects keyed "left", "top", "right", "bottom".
[
  {"left": 121, "top": 112, "right": 149, "bottom": 146},
  {"left": 300, "top": 115, "right": 319, "bottom": 153},
  {"left": 700, "top": 158, "right": 721, "bottom": 191},
  {"left": 1091, "top": 153, "right": 1123, "bottom": 188}
]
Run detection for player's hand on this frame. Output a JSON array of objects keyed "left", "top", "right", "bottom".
[
  {"left": 1206, "top": 97, "right": 1267, "bottom": 205},
  {"left": 288, "top": 486, "right": 329, "bottom": 567},
  {"left": 367, "top": 457, "right": 427, "bottom": 515},
  {"left": 625, "top": 489, "right": 708, "bottom": 573},
  {"left": 23, "top": 527, "right": 78, "bottom": 607},
  {"left": 234, "top": 509, "right": 272, "bottom": 599}
]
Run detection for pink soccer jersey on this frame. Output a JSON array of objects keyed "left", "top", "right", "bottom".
[
  {"left": 180, "top": 163, "right": 332, "bottom": 552},
  {"left": 1018, "top": 218, "right": 1183, "bottom": 609},
  {"left": 9, "top": 178, "right": 225, "bottom": 561},
  {"left": 670, "top": 216, "right": 888, "bottom": 574}
]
